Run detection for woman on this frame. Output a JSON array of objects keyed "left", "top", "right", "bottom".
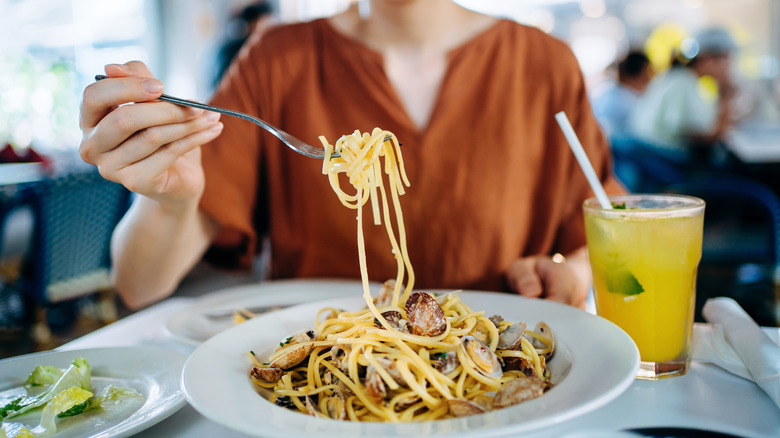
[{"left": 79, "top": 0, "right": 622, "bottom": 309}]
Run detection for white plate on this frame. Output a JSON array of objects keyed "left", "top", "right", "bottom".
[
  {"left": 165, "top": 278, "right": 376, "bottom": 346},
  {"left": 0, "top": 347, "right": 187, "bottom": 438},
  {"left": 182, "top": 289, "right": 640, "bottom": 438}
]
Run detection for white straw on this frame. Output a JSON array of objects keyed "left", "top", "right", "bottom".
[{"left": 555, "top": 111, "right": 612, "bottom": 209}]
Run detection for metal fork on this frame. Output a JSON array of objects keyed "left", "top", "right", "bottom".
[{"left": 95, "top": 75, "right": 335, "bottom": 159}]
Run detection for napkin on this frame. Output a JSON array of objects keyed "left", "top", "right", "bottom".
[{"left": 692, "top": 297, "right": 780, "bottom": 409}]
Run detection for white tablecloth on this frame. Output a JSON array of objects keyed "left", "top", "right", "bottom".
[{"left": 56, "top": 296, "right": 780, "bottom": 438}]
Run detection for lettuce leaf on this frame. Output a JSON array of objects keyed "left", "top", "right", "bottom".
[
  {"left": 38, "top": 386, "right": 93, "bottom": 433},
  {"left": 0, "top": 357, "right": 92, "bottom": 419},
  {"left": 24, "top": 366, "right": 63, "bottom": 388}
]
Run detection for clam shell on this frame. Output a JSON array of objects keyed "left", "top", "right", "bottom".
[{"left": 405, "top": 291, "right": 447, "bottom": 337}]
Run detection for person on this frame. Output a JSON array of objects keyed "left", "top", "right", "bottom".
[
  {"left": 591, "top": 50, "right": 653, "bottom": 138},
  {"left": 213, "top": 1, "right": 274, "bottom": 86},
  {"left": 629, "top": 26, "right": 738, "bottom": 162},
  {"left": 79, "top": 0, "right": 623, "bottom": 311}
]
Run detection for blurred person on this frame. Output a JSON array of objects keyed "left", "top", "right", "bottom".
[
  {"left": 78, "top": 0, "right": 623, "bottom": 310},
  {"left": 591, "top": 50, "right": 653, "bottom": 138},
  {"left": 214, "top": 1, "right": 275, "bottom": 86},
  {"left": 629, "top": 27, "right": 738, "bottom": 163}
]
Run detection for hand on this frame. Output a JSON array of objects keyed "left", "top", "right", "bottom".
[
  {"left": 79, "top": 61, "right": 223, "bottom": 206},
  {"left": 506, "top": 249, "right": 590, "bottom": 309}
]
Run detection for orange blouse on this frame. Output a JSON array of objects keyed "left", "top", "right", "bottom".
[{"left": 199, "top": 18, "right": 624, "bottom": 292}]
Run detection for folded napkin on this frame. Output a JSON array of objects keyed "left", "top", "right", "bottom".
[{"left": 692, "top": 297, "right": 780, "bottom": 409}]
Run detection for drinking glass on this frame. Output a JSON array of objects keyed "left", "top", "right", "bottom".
[{"left": 584, "top": 194, "right": 705, "bottom": 379}]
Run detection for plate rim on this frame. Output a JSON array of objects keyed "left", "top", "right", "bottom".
[
  {"left": 182, "top": 289, "right": 640, "bottom": 437},
  {"left": 164, "top": 278, "right": 375, "bottom": 346},
  {"left": 0, "top": 345, "right": 189, "bottom": 438}
]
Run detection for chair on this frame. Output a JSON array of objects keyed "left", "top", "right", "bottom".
[
  {"left": 17, "top": 167, "right": 131, "bottom": 343},
  {"left": 609, "top": 134, "right": 689, "bottom": 193},
  {"left": 0, "top": 187, "right": 33, "bottom": 333}
]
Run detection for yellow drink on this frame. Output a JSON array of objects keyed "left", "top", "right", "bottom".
[{"left": 584, "top": 194, "right": 705, "bottom": 379}]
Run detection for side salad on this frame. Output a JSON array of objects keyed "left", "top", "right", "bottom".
[{"left": 0, "top": 357, "right": 143, "bottom": 437}]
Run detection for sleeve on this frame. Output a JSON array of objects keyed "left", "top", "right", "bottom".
[{"left": 198, "top": 29, "right": 275, "bottom": 269}]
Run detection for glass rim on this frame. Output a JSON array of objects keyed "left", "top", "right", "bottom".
[{"left": 583, "top": 193, "right": 705, "bottom": 217}]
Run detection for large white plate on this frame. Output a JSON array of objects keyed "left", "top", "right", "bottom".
[
  {"left": 182, "top": 289, "right": 640, "bottom": 438},
  {"left": 0, "top": 347, "right": 187, "bottom": 438},
  {"left": 165, "top": 278, "right": 375, "bottom": 346}
]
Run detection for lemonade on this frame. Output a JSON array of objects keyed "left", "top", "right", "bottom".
[{"left": 584, "top": 194, "right": 705, "bottom": 378}]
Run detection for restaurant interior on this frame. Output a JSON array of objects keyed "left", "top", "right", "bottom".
[
  {"left": 1, "top": 1, "right": 780, "bottom": 437},
  {"left": 1, "top": 0, "right": 779, "bottom": 358}
]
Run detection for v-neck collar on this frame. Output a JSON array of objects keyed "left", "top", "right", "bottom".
[{"left": 319, "top": 18, "right": 510, "bottom": 137}]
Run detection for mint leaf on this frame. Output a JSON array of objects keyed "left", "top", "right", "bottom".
[
  {"left": 612, "top": 202, "right": 627, "bottom": 209},
  {"left": 607, "top": 269, "right": 645, "bottom": 295}
]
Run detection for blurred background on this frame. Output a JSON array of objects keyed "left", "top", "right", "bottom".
[
  {"left": 1, "top": 0, "right": 779, "bottom": 356},
  {"left": 1, "top": 0, "right": 779, "bottom": 156}
]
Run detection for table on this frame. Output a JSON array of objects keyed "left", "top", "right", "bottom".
[
  {"left": 57, "top": 295, "right": 780, "bottom": 438},
  {"left": 726, "top": 124, "right": 780, "bottom": 164}
]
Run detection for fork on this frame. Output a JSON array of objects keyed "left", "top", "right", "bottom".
[{"left": 95, "top": 74, "right": 336, "bottom": 159}]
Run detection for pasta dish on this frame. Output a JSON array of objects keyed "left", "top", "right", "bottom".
[{"left": 248, "top": 128, "right": 554, "bottom": 421}]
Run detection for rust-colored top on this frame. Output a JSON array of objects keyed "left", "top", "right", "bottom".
[{"left": 200, "top": 18, "right": 624, "bottom": 292}]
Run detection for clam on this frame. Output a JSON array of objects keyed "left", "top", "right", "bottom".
[
  {"left": 374, "top": 279, "right": 396, "bottom": 307},
  {"left": 448, "top": 399, "right": 487, "bottom": 417},
  {"left": 405, "top": 291, "right": 447, "bottom": 337},
  {"left": 250, "top": 365, "right": 282, "bottom": 383},
  {"left": 375, "top": 356, "right": 406, "bottom": 386},
  {"left": 270, "top": 330, "right": 316, "bottom": 370},
  {"left": 470, "top": 321, "right": 492, "bottom": 345},
  {"left": 392, "top": 392, "right": 420, "bottom": 410},
  {"left": 326, "top": 389, "right": 347, "bottom": 420},
  {"left": 364, "top": 365, "right": 387, "bottom": 402},
  {"left": 305, "top": 396, "right": 321, "bottom": 417},
  {"left": 530, "top": 322, "right": 554, "bottom": 358},
  {"left": 492, "top": 377, "right": 546, "bottom": 409},
  {"left": 330, "top": 346, "right": 350, "bottom": 372},
  {"left": 432, "top": 350, "right": 460, "bottom": 376},
  {"left": 488, "top": 315, "right": 505, "bottom": 327},
  {"left": 497, "top": 322, "right": 527, "bottom": 350},
  {"left": 274, "top": 395, "right": 295, "bottom": 408},
  {"left": 337, "top": 380, "right": 355, "bottom": 397},
  {"left": 460, "top": 335, "right": 503, "bottom": 379},
  {"left": 374, "top": 310, "right": 410, "bottom": 333},
  {"left": 502, "top": 356, "right": 537, "bottom": 377}
]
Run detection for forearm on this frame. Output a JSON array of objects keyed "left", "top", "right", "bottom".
[{"left": 110, "top": 196, "right": 218, "bottom": 309}]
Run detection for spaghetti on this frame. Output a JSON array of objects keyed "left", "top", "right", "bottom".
[{"left": 248, "top": 128, "right": 554, "bottom": 422}]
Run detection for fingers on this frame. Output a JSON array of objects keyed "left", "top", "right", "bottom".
[
  {"left": 83, "top": 100, "right": 208, "bottom": 158},
  {"left": 506, "top": 258, "right": 544, "bottom": 298},
  {"left": 80, "top": 63, "right": 163, "bottom": 131},
  {"left": 106, "top": 61, "right": 155, "bottom": 79},
  {"left": 95, "top": 110, "right": 221, "bottom": 170},
  {"left": 506, "top": 256, "right": 587, "bottom": 308},
  {"left": 537, "top": 260, "right": 586, "bottom": 308},
  {"left": 112, "top": 120, "right": 224, "bottom": 191}
]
